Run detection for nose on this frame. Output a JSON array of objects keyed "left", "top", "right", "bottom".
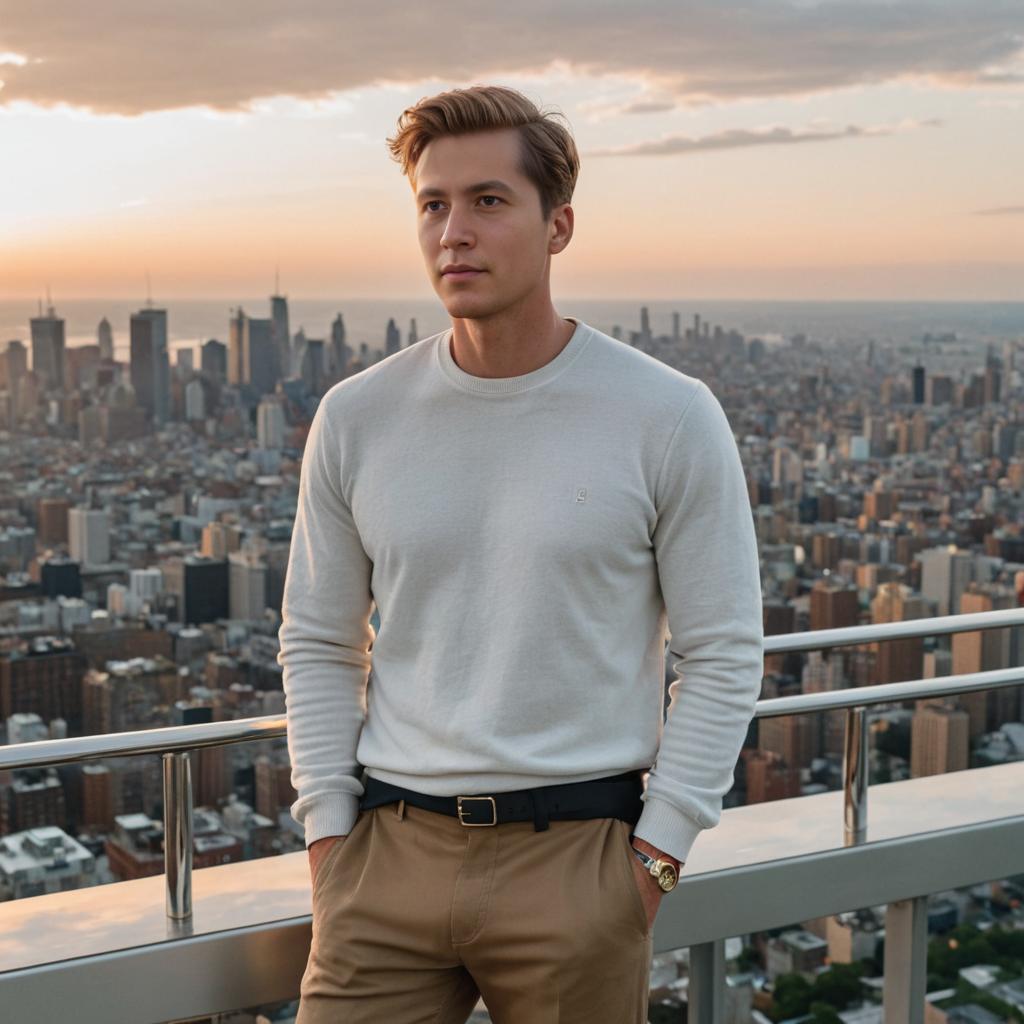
[{"left": 439, "top": 204, "right": 474, "bottom": 251}]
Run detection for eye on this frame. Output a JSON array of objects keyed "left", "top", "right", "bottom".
[
  {"left": 479, "top": 195, "right": 502, "bottom": 207},
  {"left": 424, "top": 200, "right": 443, "bottom": 213}
]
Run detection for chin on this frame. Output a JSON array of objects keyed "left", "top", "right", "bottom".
[{"left": 441, "top": 296, "right": 502, "bottom": 320}]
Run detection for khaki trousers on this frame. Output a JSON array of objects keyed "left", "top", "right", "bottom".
[{"left": 297, "top": 798, "right": 654, "bottom": 1023}]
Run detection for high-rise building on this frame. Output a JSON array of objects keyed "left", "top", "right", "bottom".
[
  {"left": 201, "top": 521, "right": 242, "bottom": 560},
  {"left": 385, "top": 318, "right": 401, "bottom": 357},
  {"left": 80, "top": 763, "right": 115, "bottom": 831},
  {"left": 184, "top": 378, "right": 205, "bottom": 421},
  {"left": 329, "top": 314, "right": 348, "bottom": 383},
  {"left": 811, "top": 532, "right": 842, "bottom": 572},
  {"left": 176, "top": 348, "right": 194, "bottom": 376},
  {"left": 0, "top": 637, "right": 87, "bottom": 732},
  {"left": 30, "top": 302, "right": 66, "bottom": 391},
  {"left": 918, "top": 546, "right": 974, "bottom": 617},
  {"left": 229, "top": 548, "right": 268, "bottom": 621},
  {"left": 97, "top": 317, "right": 114, "bottom": 361},
  {"left": 162, "top": 555, "right": 229, "bottom": 626},
  {"left": 408, "top": 318, "right": 418, "bottom": 347},
  {"left": 911, "top": 364, "right": 925, "bottom": 404},
  {"left": 299, "top": 339, "right": 326, "bottom": 395},
  {"left": 249, "top": 317, "right": 277, "bottom": 392},
  {"left": 271, "top": 292, "right": 291, "bottom": 378},
  {"left": 37, "top": 496, "right": 71, "bottom": 545},
  {"left": 743, "top": 749, "right": 801, "bottom": 803},
  {"left": 68, "top": 508, "right": 111, "bottom": 567},
  {"left": 809, "top": 575, "right": 860, "bottom": 631},
  {"left": 910, "top": 702, "right": 969, "bottom": 777},
  {"left": 4, "top": 339, "right": 28, "bottom": 386},
  {"left": 201, "top": 338, "right": 227, "bottom": 379},
  {"left": 984, "top": 356, "right": 1002, "bottom": 405},
  {"left": 257, "top": 397, "right": 286, "bottom": 449},
  {"left": 228, "top": 309, "right": 246, "bottom": 386},
  {"left": 130, "top": 307, "right": 170, "bottom": 424},
  {"left": 954, "top": 584, "right": 1023, "bottom": 734},
  {"left": 869, "top": 582, "right": 929, "bottom": 684},
  {"left": 926, "top": 374, "right": 954, "bottom": 406},
  {"left": 757, "top": 714, "right": 818, "bottom": 775},
  {"left": 229, "top": 309, "right": 277, "bottom": 396}
]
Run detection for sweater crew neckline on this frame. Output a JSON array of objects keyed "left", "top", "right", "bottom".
[{"left": 435, "top": 316, "right": 591, "bottom": 395}]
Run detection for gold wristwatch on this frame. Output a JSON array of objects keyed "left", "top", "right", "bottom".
[{"left": 631, "top": 846, "right": 679, "bottom": 892}]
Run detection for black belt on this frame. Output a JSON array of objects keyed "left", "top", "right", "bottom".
[{"left": 359, "top": 770, "right": 646, "bottom": 832}]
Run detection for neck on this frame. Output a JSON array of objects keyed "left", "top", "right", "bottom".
[{"left": 449, "top": 300, "right": 575, "bottom": 379}]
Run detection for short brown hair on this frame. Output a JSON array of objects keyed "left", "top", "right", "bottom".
[{"left": 385, "top": 85, "right": 579, "bottom": 222}]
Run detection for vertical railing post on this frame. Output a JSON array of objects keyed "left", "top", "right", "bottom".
[
  {"left": 883, "top": 895, "right": 928, "bottom": 1024},
  {"left": 163, "top": 750, "right": 194, "bottom": 920},
  {"left": 689, "top": 938, "right": 726, "bottom": 1024},
  {"left": 843, "top": 705, "right": 868, "bottom": 843}
]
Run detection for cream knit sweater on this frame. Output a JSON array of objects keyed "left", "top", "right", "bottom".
[{"left": 278, "top": 316, "right": 764, "bottom": 864}]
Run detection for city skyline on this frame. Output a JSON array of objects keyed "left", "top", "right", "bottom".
[{"left": 2, "top": 1, "right": 1024, "bottom": 301}]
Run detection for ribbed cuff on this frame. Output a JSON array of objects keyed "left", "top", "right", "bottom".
[
  {"left": 631, "top": 795, "right": 705, "bottom": 866},
  {"left": 299, "top": 793, "right": 360, "bottom": 849}
]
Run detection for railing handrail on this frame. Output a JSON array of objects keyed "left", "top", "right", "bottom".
[
  {"left": 3, "top": 607, "right": 1023, "bottom": 772},
  {"left": 763, "top": 605, "right": 1024, "bottom": 653}
]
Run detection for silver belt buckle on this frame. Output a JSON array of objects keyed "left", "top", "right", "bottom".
[{"left": 457, "top": 795, "right": 497, "bottom": 826}]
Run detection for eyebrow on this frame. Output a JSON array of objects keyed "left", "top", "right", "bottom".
[{"left": 415, "top": 179, "right": 517, "bottom": 202}]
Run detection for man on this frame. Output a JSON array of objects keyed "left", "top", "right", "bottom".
[{"left": 278, "top": 83, "right": 764, "bottom": 1023}]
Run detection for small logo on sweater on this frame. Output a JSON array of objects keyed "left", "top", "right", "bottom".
[{"left": 575, "top": 487, "right": 587, "bottom": 503}]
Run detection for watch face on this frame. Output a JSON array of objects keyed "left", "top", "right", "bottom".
[{"left": 657, "top": 864, "right": 678, "bottom": 891}]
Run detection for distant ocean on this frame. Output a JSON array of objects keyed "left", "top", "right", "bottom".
[{"left": 3, "top": 298, "right": 1024, "bottom": 361}]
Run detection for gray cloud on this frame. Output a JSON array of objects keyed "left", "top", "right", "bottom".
[
  {"left": 973, "top": 205, "right": 1024, "bottom": 215},
  {"left": 584, "top": 118, "right": 941, "bottom": 157},
  {"left": 0, "top": 1, "right": 1022, "bottom": 115},
  {"left": 617, "top": 99, "right": 680, "bottom": 116}
]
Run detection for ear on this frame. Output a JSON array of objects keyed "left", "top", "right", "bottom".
[{"left": 549, "top": 203, "right": 574, "bottom": 256}]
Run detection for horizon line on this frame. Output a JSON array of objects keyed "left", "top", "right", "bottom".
[{"left": 3, "top": 295, "right": 1024, "bottom": 306}]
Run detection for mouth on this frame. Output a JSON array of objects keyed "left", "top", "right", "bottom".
[{"left": 442, "top": 269, "right": 485, "bottom": 281}]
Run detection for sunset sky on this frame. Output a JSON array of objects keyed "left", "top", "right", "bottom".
[{"left": 2, "top": 1, "right": 1023, "bottom": 301}]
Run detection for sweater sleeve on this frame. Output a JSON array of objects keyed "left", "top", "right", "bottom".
[
  {"left": 277, "top": 395, "right": 375, "bottom": 849},
  {"left": 632, "top": 380, "right": 764, "bottom": 867}
]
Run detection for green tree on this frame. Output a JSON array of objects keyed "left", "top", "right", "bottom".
[
  {"left": 772, "top": 973, "right": 813, "bottom": 1021},
  {"left": 808, "top": 1003, "right": 844, "bottom": 1024},
  {"left": 810, "top": 962, "right": 863, "bottom": 1008}
]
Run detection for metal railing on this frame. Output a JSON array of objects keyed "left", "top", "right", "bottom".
[{"left": 1, "top": 606, "right": 1022, "bottom": 922}]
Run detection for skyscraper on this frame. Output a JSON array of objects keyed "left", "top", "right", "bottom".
[
  {"left": 130, "top": 307, "right": 170, "bottom": 424},
  {"left": 270, "top": 292, "right": 291, "bottom": 379},
  {"left": 385, "top": 318, "right": 401, "bottom": 357},
  {"left": 228, "top": 309, "right": 277, "bottom": 396},
  {"left": 68, "top": 508, "right": 111, "bottom": 567},
  {"left": 228, "top": 309, "right": 246, "bottom": 386},
  {"left": 911, "top": 364, "right": 925, "bottom": 404},
  {"left": 257, "top": 397, "right": 286, "bottom": 449},
  {"left": 201, "top": 339, "right": 227, "bottom": 379},
  {"left": 30, "top": 302, "right": 66, "bottom": 391},
  {"left": 329, "top": 314, "right": 349, "bottom": 382},
  {"left": 97, "top": 317, "right": 114, "bottom": 362},
  {"left": 299, "top": 339, "right": 326, "bottom": 396},
  {"left": 245, "top": 318, "right": 277, "bottom": 395}
]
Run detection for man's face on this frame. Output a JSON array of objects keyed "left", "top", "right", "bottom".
[{"left": 413, "top": 128, "right": 568, "bottom": 321}]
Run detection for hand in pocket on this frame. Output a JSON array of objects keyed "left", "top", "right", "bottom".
[{"left": 309, "top": 835, "right": 346, "bottom": 889}]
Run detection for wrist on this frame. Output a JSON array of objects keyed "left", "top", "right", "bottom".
[{"left": 630, "top": 835, "right": 681, "bottom": 872}]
